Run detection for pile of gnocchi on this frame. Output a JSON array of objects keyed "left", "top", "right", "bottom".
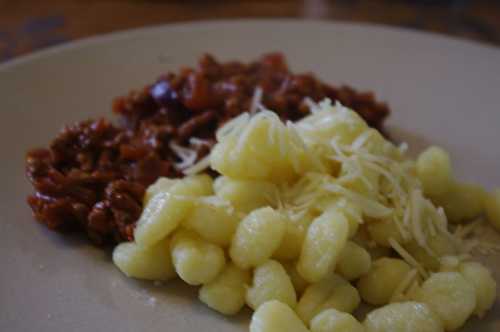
[{"left": 113, "top": 99, "right": 500, "bottom": 332}]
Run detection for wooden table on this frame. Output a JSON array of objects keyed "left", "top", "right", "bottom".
[{"left": 1, "top": 0, "right": 499, "bottom": 62}]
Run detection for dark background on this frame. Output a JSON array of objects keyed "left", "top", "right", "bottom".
[{"left": 1, "top": 0, "right": 499, "bottom": 63}]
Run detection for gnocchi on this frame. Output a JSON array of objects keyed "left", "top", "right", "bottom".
[
  {"left": 246, "top": 260, "right": 297, "bottom": 310},
  {"left": 336, "top": 241, "right": 372, "bottom": 281},
  {"left": 249, "top": 300, "right": 309, "bottom": 332},
  {"left": 432, "top": 182, "right": 485, "bottom": 223},
  {"left": 183, "top": 200, "right": 239, "bottom": 247},
  {"left": 111, "top": 100, "right": 498, "bottom": 332},
  {"left": 199, "top": 263, "right": 251, "bottom": 315},
  {"left": 230, "top": 207, "right": 286, "bottom": 269},
  {"left": 211, "top": 112, "right": 311, "bottom": 182},
  {"left": 112, "top": 237, "right": 175, "bottom": 281},
  {"left": 297, "top": 208, "right": 349, "bottom": 283},
  {"left": 310, "top": 309, "right": 364, "bottom": 332},
  {"left": 367, "top": 218, "right": 406, "bottom": 248},
  {"left": 297, "top": 274, "right": 360, "bottom": 324},
  {"left": 357, "top": 258, "right": 411, "bottom": 305},
  {"left": 364, "top": 301, "right": 444, "bottom": 332},
  {"left": 170, "top": 230, "right": 226, "bottom": 285},
  {"left": 135, "top": 174, "right": 213, "bottom": 247},
  {"left": 416, "top": 146, "right": 453, "bottom": 197},
  {"left": 458, "top": 262, "right": 496, "bottom": 318},
  {"left": 214, "top": 177, "right": 278, "bottom": 213},
  {"left": 413, "top": 272, "right": 476, "bottom": 331}
]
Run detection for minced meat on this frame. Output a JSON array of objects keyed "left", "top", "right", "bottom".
[{"left": 26, "top": 53, "right": 390, "bottom": 244}]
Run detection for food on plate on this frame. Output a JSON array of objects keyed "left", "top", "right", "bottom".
[
  {"left": 110, "top": 99, "right": 498, "bottom": 331},
  {"left": 246, "top": 259, "right": 297, "bottom": 310},
  {"left": 310, "top": 308, "right": 364, "bottom": 332},
  {"left": 250, "top": 300, "right": 309, "bottom": 332},
  {"left": 25, "top": 53, "right": 390, "bottom": 244},
  {"left": 363, "top": 301, "right": 443, "bottom": 332},
  {"left": 413, "top": 272, "right": 476, "bottom": 331}
]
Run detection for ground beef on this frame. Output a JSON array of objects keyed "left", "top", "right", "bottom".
[{"left": 26, "top": 53, "right": 390, "bottom": 245}]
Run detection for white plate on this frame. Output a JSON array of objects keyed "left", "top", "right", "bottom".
[{"left": 1, "top": 20, "right": 499, "bottom": 332}]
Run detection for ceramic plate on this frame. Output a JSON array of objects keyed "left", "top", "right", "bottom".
[{"left": 1, "top": 20, "right": 499, "bottom": 332}]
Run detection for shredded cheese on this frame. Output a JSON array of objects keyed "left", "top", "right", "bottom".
[
  {"left": 169, "top": 141, "right": 198, "bottom": 171},
  {"left": 389, "top": 237, "right": 429, "bottom": 279}
]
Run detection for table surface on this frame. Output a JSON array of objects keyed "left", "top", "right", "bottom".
[{"left": 0, "top": 0, "right": 499, "bottom": 63}]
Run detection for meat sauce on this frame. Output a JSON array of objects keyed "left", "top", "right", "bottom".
[{"left": 26, "top": 53, "right": 390, "bottom": 244}]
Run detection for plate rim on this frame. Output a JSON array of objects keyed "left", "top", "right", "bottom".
[{"left": 1, "top": 18, "right": 499, "bottom": 72}]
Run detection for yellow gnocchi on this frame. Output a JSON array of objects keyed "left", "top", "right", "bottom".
[
  {"left": 297, "top": 208, "right": 349, "bottom": 283},
  {"left": 367, "top": 218, "right": 406, "bottom": 248},
  {"left": 432, "top": 182, "right": 486, "bottom": 223},
  {"left": 296, "top": 102, "right": 367, "bottom": 146},
  {"left": 183, "top": 200, "right": 239, "bottom": 247},
  {"left": 213, "top": 176, "right": 278, "bottom": 213},
  {"left": 357, "top": 258, "right": 411, "bottom": 305},
  {"left": 336, "top": 241, "right": 372, "bottom": 281},
  {"left": 170, "top": 230, "right": 225, "bottom": 285},
  {"left": 297, "top": 274, "right": 360, "bottom": 324},
  {"left": 416, "top": 146, "right": 453, "bottom": 197},
  {"left": 230, "top": 207, "right": 286, "bottom": 269},
  {"left": 135, "top": 174, "right": 213, "bottom": 247},
  {"left": 364, "top": 301, "right": 444, "bottom": 332},
  {"left": 211, "top": 112, "right": 311, "bottom": 182},
  {"left": 413, "top": 272, "right": 476, "bottom": 331},
  {"left": 112, "top": 237, "right": 175, "bottom": 281},
  {"left": 143, "top": 177, "right": 177, "bottom": 204},
  {"left": 459, "top": 262, "right": 497, "bottom": 318},
  {"left": 246, "top": 260, "right": 297, "bottom": 310},
  {"left": 314, "top": 197, "right": 362, "bottom": 238},
  {"left": 249, "top": 300, "right": 309, "bottom": 332},
  {"left": 310, "top": 308, "right": 364, "bottom": 332},
  {"left": 199, "top": 263, "right": 251, "bottom": 315}
]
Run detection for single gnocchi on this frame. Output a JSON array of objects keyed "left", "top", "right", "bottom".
[
  {"left": 336, "top": 241, "right": 372, "bottom": 281},
  {"left": 297, "top": 274, "right": 360, "bottom": 324},
  {"left": 367, "top": 218, "right": 406, "bottom": 248},
  {"left": 183, "top": 199, "right": 239, "bottom": 247},
  {"left": 112, "top": 237, "right": 175, "bottom": 281},
  {"left": 432, "top": 182, "right": 485, "bottom": 223},
  {"left": 357, "top": 258, "right": 411, "bottom": 305},
  {"left": 230, "top": 207, "right": 286, "bottom": 269},
  {"left": 143, "top": 177, "right": 177, "bottom": 204},
  {"left": 170, "top": 230, "right": 226, "bottom": 285},
  {"left": 459, "top": 262, "right": 497, "bottom": 318},
  {"left": 199, "top": 263, "right": 251, "bottom": 315},
  {"left": 135, "top": 174, "right": 213, "bottom": 247},
  {"left": 364, "top": 301, "right": 444, "bottom": 332},
  {"left": 249, "top": 300, "right": 309, "bottom": 332},
  {"left": 413, "top": 272, "right": 476, "bottom": 331},
  {"left": 297, "top": 208, "right": 349, "bottom": 283},
  {"left": 416, "top": 146, "right": 453, "bottom": 197},
  {"left": 310, "top": 308, "right": 364, "bottom": 332},
  {"left": 213, "top": 177, "right": 278, "bottom": 213},
  {"left": 246, "top": 260, "right": 297, "bottom": 310}
]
